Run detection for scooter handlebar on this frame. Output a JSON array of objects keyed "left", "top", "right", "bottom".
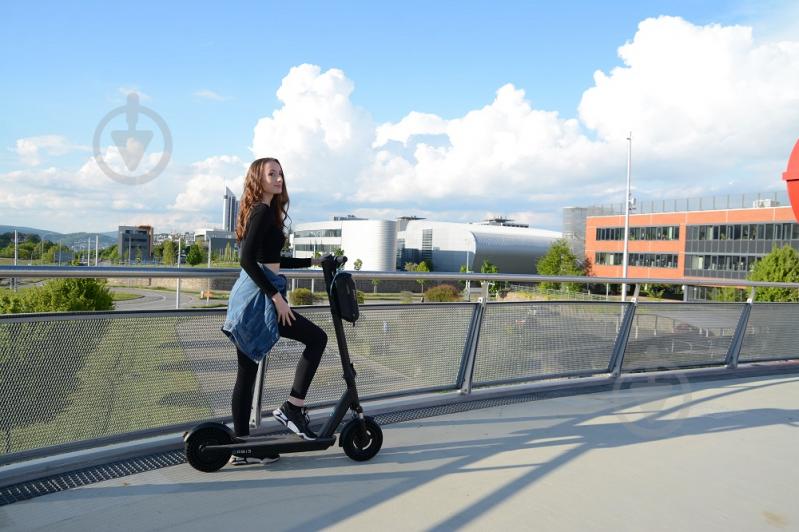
[{"left": 321, "top": 254, "right": 348, "bottom": 269}]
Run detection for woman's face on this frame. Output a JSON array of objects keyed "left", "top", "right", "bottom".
[{"left": 262, "top": 161, "right": 284, "bottom": 197}]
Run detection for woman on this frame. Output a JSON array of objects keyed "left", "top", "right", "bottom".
[{"left": 223, "top": 157, "right": 328, "bottom": 465}]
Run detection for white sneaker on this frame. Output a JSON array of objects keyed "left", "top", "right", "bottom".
[{"left": 229, "top": 454, "right": 280, "bottom": 466}]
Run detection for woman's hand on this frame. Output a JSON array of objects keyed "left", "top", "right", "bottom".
[{"left": 271, "top": 293, "right": 296, "bottom": 326}]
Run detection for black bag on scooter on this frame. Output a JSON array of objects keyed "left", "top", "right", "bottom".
[{"left": 331, "top": 271, "right": 359, "bottom": 323}]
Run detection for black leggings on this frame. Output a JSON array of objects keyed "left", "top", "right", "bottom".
[{"left": 231, "top": 310, "right": 328, "bottom": 436}]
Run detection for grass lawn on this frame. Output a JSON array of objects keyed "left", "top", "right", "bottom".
[
  {"left": 1, "top": 317, "right": 210, "bottom": 455},
  {"left": 110, "top": 291, "right": 144, "bottom": 301}
]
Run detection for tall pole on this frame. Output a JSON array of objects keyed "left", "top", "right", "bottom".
[
  {"left": 95, "top": 235, "right": 99, "bottom": 266},
  {"left": 58, "top": 239, "right": 62, "bottom": 266},
  {"left": 176, "top": 237, "right": 182, "bottom": 309},
  {"left": 621, "top": 132, "right": 632, "bottom": 302},
  {"left": 12, "top": 230, "right": 17, "bottom": 291}
]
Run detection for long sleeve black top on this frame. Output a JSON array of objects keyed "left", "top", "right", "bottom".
[{"left": 239, "top": 201, "right": 311, "bottom": 297}]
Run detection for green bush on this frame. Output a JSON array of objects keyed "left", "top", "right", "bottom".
[
  {"left": 1, "top": 278, "right": 113, "bottom": 313},
  {"left": 289, "top": 288, "right": 314, "bottom": 306},
  {"left": 424, "top": 284, "right": 462, "bottom": 302}
]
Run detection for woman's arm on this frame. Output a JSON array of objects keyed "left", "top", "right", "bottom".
[{"left": 279, "top": 256, "right": 313, "bottom": 269}]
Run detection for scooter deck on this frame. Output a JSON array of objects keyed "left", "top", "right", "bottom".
[{"left": 214, "top": 434, "right": 337, "bottom": 456}]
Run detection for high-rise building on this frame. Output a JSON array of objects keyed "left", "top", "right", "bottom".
[{"left": 223, "top": 187, "right": 239, "bottom": 233}]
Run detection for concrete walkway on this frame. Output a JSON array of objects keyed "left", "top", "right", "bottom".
[{"left": 2, "top": 374, "right": 798, "bottom": 531}]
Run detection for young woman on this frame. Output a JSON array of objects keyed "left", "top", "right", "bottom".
[{"left": 227, "top": 157, "right": 328, "bottom": 465}]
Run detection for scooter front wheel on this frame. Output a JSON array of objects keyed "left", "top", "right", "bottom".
[
  {"left": 185, "top": 426, "right": 232, "bottom": 472},
  {"left": 340, "top": 416, "right": 383, "bottom": 462}
]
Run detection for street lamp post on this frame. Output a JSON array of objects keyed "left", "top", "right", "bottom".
[
  {"left": 621, "top": 132, "right": 632, "bottom": 302},
  {"left": 176, "top": 236, "right": 182, "bottom": 309}
]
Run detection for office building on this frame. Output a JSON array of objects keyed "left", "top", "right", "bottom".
[
  {"left": 118, "top": 225, "right": 153, "bottom": 261},
  {"left": 223, "top": 187, "right": 239, "bottom": 233},
  {"left": 584, "top": 191, "right": 798, "bottom": 283}
]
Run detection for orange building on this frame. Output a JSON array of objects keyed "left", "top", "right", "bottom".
[{"left": 585, "top": 205, "right": 798, "bottom": 282}]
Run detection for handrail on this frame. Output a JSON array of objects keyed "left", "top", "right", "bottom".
[{"left": 1, "top": 265, "right": 798, "bottom": 289}]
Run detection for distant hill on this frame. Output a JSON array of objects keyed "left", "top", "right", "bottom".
[{"left": 0, "top": 225, "right": 118, "bottom": 248}]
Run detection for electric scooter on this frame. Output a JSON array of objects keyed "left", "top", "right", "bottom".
[{"left": 184, "top": 254, "right": 383, "bottom": 472}]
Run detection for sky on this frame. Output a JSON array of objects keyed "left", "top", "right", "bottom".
[{"left": 1, "top": 0, "right": 798, "bottom": 234}]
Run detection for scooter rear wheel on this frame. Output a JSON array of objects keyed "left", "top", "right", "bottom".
[
  {"left": 340, "top": 416, "right": 383, "bottom": 462},
  {"left": 185, "top": 426, "right": 232, "bottom": 472}
]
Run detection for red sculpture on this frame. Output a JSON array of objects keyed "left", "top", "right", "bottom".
[{"left": 786, "top": 138, "right": 799, "bottom": 221}]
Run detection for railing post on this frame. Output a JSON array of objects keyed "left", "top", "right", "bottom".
[
  {"left": 725, "top": 299, "right": 753, "bottom": 369},
  {"left": 609, "top": 285, "right": 639, "bottom": 377},
  {"left": 459, "top": 294, "right": 488, "bottom": 395}
]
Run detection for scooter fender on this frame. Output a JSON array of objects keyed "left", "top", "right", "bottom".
[{"left": 183, "top": 421, "right": 235, "bottom": 443}]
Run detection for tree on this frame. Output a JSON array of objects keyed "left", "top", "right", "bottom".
[
  {"left": 186, "top": 243, "right": 204, "bottom": 266},
  {"left": 371, "top": 278, "right": 380, "bottom": 293},
  {"left": 480, "top": 259, "right": 501, "bottom": 295},
  {"left": 0, "top": 278, "right": 113, "bottom": 313},
  {"left": 162, "top": 240, "right": 176, "bottom": 266},
  {"left": 536, "top": 239, "right": 584, "bottom": 292},
  {"left": 333, "top": 248, "right": 345, "bottom": 257},
  {"left": 353, "top": 258, "right": 363, "bottom": 271},
  {"left": 748, "top": 244, "right": 799, "bottom": 302},
  {"left": 224, "top": 242, "right": 233, "bottom": 262},
  {"left": 415, "top": 260, "right": 430, "bottom": 292}
]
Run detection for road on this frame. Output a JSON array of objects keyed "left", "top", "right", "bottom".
[{"left": 110, "top": 287, "right": 221, "bottom": 311}]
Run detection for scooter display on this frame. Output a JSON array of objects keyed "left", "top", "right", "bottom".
[{"left": 184, "top": 254, "right": 382, "bottom": 472}]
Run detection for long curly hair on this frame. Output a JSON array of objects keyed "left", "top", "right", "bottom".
[{"left": 235, "top": 157, "right": 291, "bottom": 242}]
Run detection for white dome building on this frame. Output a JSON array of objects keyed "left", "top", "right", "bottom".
[
  {"left": 291, "top": 218, "right": 397, "bottom": 271},
  {"left": 398, "top": 219, "right": 561, "bottom": 273}
]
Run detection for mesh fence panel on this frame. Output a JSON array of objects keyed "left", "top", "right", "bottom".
[
  {"left": 472, "top": 302, "right": 622, "bottom": 386},
  {"left": 621, "top": 303, "right": 742, "bottom": 370},
  {"left": 739, "top": 304, "right": 799, "bottom": 362},
  {"left": 0, "top": 304, "right": 473, "bottom": 457},
  {"left": 263, "top": 304, "right": 473, "bottom": 407}
]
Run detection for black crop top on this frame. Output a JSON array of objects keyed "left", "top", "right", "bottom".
[{"left": 239, "top": 201, "right": 311, "bottom": 297}]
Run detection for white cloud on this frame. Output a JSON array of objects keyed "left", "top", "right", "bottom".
[
  {"left": 169, "top": 155, "right": 247, "bottom": 213},
  {"left": 14, "top": 135, "right": 88, "bottom": 166},
  {"left": 578, "top": 16, "right": 799, "bottom": 164},
  {"left": 373, "top": 112, "right": 448, "bottom": 148},
  {"left": 0, "top": 151, "right": 242, "bottom": 233},
  {"left": 193, "top": 89, "right": 231, "bottom": 101},
  {"left": 250, "top": 64, "right": 374, "bottom": 195}
]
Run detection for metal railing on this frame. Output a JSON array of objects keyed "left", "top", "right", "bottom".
[{"left": 1, "top": 266, "right": 799, "bottom": 467}]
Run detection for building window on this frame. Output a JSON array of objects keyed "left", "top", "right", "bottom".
[
  {"left": 294, "top": 229, "right": 342, "bottom": 238},
  {"left": 595, "top": 252, "right": 677, "bottom": 268},
  {"left": 595, "top": 225, "right": 679, "bottom": 241}
]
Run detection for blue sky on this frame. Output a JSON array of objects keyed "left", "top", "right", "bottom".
[{"left": 1, "top": 0, "right": 798, "bottom": 233}]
